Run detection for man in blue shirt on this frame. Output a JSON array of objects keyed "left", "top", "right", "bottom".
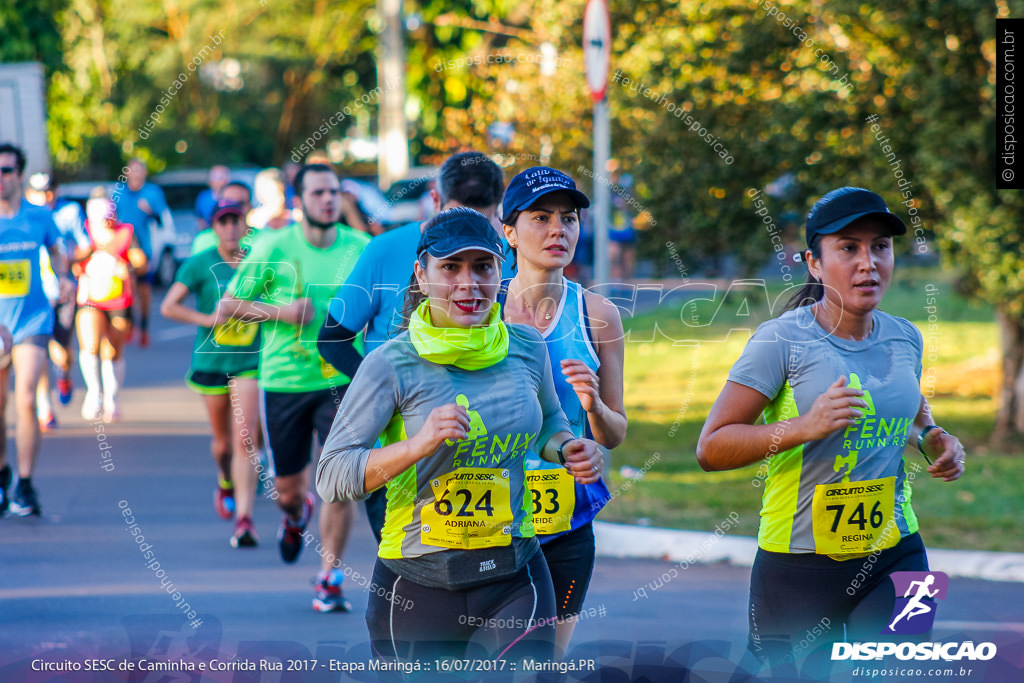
[
  {"left": 316, "top": 150, "right": 511, "bottom": 540},
  {"left": 112, "top": 158, "right": 168, "bottom": 347},
  {"left": 194, "top": 165, "right": 230, "bottom": 231},
  {"left": 0, "top": 143, "right": 71, "bottom": 517}
]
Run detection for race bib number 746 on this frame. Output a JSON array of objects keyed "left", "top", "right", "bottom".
[{"left": 812, "top": 476, "right": 898, "bottom": 555}]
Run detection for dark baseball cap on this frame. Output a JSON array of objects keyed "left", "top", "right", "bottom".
[
  {"left": 211, "top": 200, "right": 246, "bottom": 224},
  {"left": 501, "top": 167, "right": 590, "bottom": 220},
  {"left": 416, "top": 207, "right": 504, "bottom": 261},
  {"left": 806, "top": 187, "right": 906, "bottom": 246}
]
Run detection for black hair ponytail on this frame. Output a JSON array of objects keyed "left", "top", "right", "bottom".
[{"left": 783, "top": 237, "right": 824, "bottom": 312}]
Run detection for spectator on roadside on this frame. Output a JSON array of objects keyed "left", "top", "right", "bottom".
[{"left": 195, "top": 165, "right": 231, "bottom": 231}]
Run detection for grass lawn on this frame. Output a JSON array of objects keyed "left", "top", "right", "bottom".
[{"left": 604, "top": 268, "right": 1020, "bottom": 552}]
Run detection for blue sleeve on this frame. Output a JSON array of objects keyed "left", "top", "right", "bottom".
[
  {"left": 68, "top": 206, "right": 90, "bottom": 250},
  {"left": 149, "top": 185, "right": 169, "bottom": 215},
  {"left": 38, "top": 211, "right": 61, "bottom": 250},
  {"left": 329, "top": 242, "right": 378, "bottom": 333}
]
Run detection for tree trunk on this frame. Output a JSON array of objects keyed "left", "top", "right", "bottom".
[{"left": 993, "top": 310, "right": 1024, "bottom": 446}]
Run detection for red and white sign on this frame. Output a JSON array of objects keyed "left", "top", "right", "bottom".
[{"left": 583, "top": 0, "right": 611, "bottom": 102}]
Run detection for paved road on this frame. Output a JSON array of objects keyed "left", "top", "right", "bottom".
[{"left": 2, "top": 305, "right": 1022, "bottom": 682}]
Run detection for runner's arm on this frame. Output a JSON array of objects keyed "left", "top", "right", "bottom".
[
  {"left": 317, "top": 312, "right": 364, "bottom": 378},
  {"left": 910, "top": 395, "right": 964, "bottom": 482},
  {"left": 697, "top": 377, "right": 868, "bottom": 471},
  {"left": 317, "top": 352, "right": 467, "bottom": 500},
  {"left": 160, "top": 282, "right": 215, "bottom": 327},
  {"left": 578, "top": 291, "right": 628, "bottom": 448},
  {"left": 219, "top": 296, "right": 311, "bottom": 326}
]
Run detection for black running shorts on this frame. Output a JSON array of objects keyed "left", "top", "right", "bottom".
[{"left": 261, "top": 387, "right": 345, "bottom": 478}]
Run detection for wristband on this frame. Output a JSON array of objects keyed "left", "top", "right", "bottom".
[
  {"left": 556, "top": 438, "right": 576, "bottom": 466},
  {"left": 917, "top": 425, "right": 943, "bottom": 454}
]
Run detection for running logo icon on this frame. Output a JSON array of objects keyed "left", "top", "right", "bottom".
[{"left": 884, "top": 571, "right": 948, "bottom": 634}]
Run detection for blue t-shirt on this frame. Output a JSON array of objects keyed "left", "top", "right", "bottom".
[
  {"left": 112, "top": 183, "right": 168, "bottom": 256},
  {"left": 0, "top": 204, "right": 61, "bottom": 342},
  {"left": 328, "top": 221, "right": 515, "bottom": 354},
  {"left": 52, "top": 199, "right": 90, "bottom": 263},
  {"left": 195, "top": 188, "right": 217, "bottom": 225}
]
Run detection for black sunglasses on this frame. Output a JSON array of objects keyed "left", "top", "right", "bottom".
[{"left": 0, "top": 166, "right": 19, "bottom": 175}]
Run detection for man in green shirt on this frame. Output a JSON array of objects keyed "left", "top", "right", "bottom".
[{"left": 224, "top": 164, "right": 369, "bottom": 612}]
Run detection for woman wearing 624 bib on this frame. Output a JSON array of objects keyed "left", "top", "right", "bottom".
[
  {"left": 316, "top": 208, "right": 603, "bottom": 664},
  {"left": 697, "top": 187, "right": 965, "bottom": 664}
]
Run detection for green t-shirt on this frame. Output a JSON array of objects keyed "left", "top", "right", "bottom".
[
  {"left": 228, "top": 223, "right": 370, "bottom": 391},
  {"left": 174, "top": 248, "right": 261, "bottom": 375}
]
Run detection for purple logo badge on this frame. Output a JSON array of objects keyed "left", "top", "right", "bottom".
[{"left": 883, "top": 571, "right": 949, "bottom": 634}]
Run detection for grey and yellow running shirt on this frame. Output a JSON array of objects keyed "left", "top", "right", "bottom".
[
  {"left": 728, "top": 306, "right": 923, "bottom": 557},
  {"left": 317, "top": 323, "right": 571, "bottom": 560}
]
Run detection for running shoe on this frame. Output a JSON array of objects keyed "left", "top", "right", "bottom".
[
  {"left": 9, "top": 479, "right": 41, "bottom": 517},
  {"left": 278, "top": 492, "right": 314, "bottom": 564},
  {"left": 312, "top": 569, "right": 352, "bottom": 613},
  {"left": 230, "top": 515, "right": 258, "bottom": 548},
  {"left": 81, "top": 393, "right": 103, "bottom": 421},
  {"left": 57, "top": 377, "right": 73, "bottom": 405},
  {"left": 215, "top": 481, "right": 236, "bottom": 520},
  {"left": 0, "top": 465, "right": 11, "bottom": 515},
  {"left": 139, "top": 330, "right": 151, "bottom": 348},
  {"left": 102, "top": 400, "right": 122, "bottom": 423},
  {"left": 38, "top": 412, "right": 58, "bottom": 432}
]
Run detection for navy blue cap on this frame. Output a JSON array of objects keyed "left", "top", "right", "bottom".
[
  {"left": 416, "top": 207, "right": 504, "bottom": 261},
  {"left": 806, "top": 187, "right": 906, "bottom": 246},
  {"left": 211, "top": 200, "right": 245, "bottom": 224},
  {"left": 501, "top": 167, "right": 590, "bottom": 220}
]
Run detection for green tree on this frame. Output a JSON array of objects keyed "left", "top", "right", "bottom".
[{"left": 416, "top": 0, "right": 1017, "bottom": 442}]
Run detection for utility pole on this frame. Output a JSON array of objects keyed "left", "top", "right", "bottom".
[{"left": 377, "top": 0, "right": 409, "bottom": 190}]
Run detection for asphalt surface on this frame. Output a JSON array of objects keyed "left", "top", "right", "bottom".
[{"left": 1, "top": 300, "right": 1022, "bottom": 683}]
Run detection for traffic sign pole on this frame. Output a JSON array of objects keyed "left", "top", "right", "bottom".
[
  {"left": 593, "top": 99, "right": 610, "bottom": 287},
  {"left": 583, "top": 0, "right": 611, "bottom": 287}
]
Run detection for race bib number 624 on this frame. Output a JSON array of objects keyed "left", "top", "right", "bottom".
[{"left": 420, "top": 468, "right": 513, "bottom": 550}]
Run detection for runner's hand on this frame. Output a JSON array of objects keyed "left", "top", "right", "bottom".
[
  {"left": 57, "top": 276, "right": 75, "bottom": 303},
  {"left": 924, "top": 429, "right": 964, "bottom": 482},
  {"left": 410, "top": 404, "right": 469, "bottom": 458},
  {"left": 0, "top": 325, "right": 12, "bottom": 357},
  {"left": 560, "top": 438, "right": 603, "bottom": 485},
  {"left": 279, "top": 298, "right": 314, "bottom": 326},
  {"left": 562, "top": 359, "right": 601, "bottom": 414},
  {"left": 799, "top": 376, "right": 868, "bottom": 441}
]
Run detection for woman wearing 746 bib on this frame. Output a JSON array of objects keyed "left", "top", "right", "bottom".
[{"left": 697, "top": 187, "right": 965, "bottom": 664}]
